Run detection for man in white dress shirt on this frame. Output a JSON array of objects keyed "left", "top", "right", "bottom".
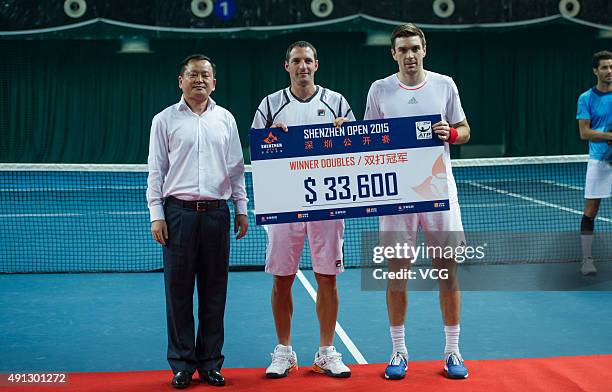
[
  {"left": 251, "top": 41, "right": 354, "bottom": 379},
  {"left": 364, "top": 24, "right": 471, "bottom": 380},
  {"left": 147, "top": 54, "right": 248, "bottom": 389}
]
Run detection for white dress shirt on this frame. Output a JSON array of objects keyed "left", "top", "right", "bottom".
[{"left": 147, "top": 96, "right": 248, "bottom": 222}]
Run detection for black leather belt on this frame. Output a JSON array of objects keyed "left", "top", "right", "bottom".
[{"left": 167, "top": 196, "right": 226, "bottom": 212}]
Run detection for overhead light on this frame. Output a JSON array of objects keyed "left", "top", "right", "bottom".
[
  {"left": 559, "top": 0, "right": 580, "bottom": 17},
  {"left": 118, "top": 37, "right": 153, "bottom": 54},
  {"left": 433, "top": 0, "right": 455, "bottom": 18},
  {"left": 311, "top": 0, "right": 334, "bottom": 18},
  {"left": 191, "top": 0, "right": 213, "bottom": 18},
  {"left": 64, "top": 0, "right": 87, "bottom": 19},
  {"left": 364, "top": 31, "right": 389, "bottom": 46}
]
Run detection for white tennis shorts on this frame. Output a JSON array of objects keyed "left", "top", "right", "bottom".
[
  {"left": 379, "top": 200, "right": 465, "bottom": 252},
  {"left": 265, "top": 220, "right": 344, "bottom": 276},
  {"left": 585, "top": 159, "right": 612, "bottom": 199}
]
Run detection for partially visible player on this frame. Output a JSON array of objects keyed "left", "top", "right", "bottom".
[
  {"left": 577, "top": 50, "right": 612, "bottom": 275},
  {"left": 364, "top": 23, "right": 471, "bottom": 380},
  {"left": 251, "top": 41, "right": 355, "bottom": 379}
]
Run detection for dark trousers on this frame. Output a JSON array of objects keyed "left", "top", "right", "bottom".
[{"left": 163, "top": 200, "right": 230, "bottom": 374}]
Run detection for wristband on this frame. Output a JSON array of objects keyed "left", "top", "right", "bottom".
[{"left": 448, "top": 127, "right": 458, "bottom": 144}]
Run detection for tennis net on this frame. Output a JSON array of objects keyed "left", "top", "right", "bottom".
[{"left": 1, "top": 155, "right": 610, "bottom": 273}]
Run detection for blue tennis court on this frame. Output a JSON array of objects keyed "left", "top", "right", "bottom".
[{"left": 1, "top": 269, "right": 612, "bottom": 371}]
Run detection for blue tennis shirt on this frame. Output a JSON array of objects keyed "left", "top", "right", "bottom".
[{"left": 576, "top": 87, "right": 612, "bottom": 161}]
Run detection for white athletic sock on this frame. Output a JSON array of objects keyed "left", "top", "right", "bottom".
[
  {"left": 581, "top": 234, "right": 594, "bottom": 259},
  {"left": 390, "top": 325, "right": 408, "bottom": 355},
  {"left": 318, "top": 346, "right": 334, "bottom": 355},
  {"left": 444, "top": 325, "right": 460, "bottom": 355},
  {"left": 276, "top": 344, "right": 293, "bottom": 353}
]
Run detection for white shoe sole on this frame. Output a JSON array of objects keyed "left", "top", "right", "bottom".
[
  {"left": 581, "top": 268, "right": 597, "bottom": 276},
  {"left": 266, "top": 364, "right": 297, "bottom": 378},
  {"left": 444, "top": 366, "right": 469, "bottom": 379},
  {"left": 312, "top": 364, "right": 351, "bottom": 378}
]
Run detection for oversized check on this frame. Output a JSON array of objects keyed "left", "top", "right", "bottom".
[{"left": 249, "top": 115, "right": 450, "bottom": 225}]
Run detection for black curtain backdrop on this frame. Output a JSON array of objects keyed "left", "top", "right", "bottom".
[{"left": 0, "top": 24, "right": 607, "bottom": 163}]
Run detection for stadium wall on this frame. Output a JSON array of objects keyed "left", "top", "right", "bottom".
[{"left": 0, "top": 23, "right": 607, "bottom": 163}]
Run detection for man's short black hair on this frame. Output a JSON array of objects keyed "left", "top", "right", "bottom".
[
  {"left": 285, "top": 41, "right": 318, "bottom": 62},
  {"left": 179, "top": 54, "right": 216, "bottom": 77},
  {"left": 592, "top": 50, "right": 612, "bottom": 69}
]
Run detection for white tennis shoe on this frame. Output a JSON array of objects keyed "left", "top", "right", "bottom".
[
  {"left": 580, "top": 257, "right": 597, "bottom": 275},
  {"left": 312, "top": 347, "right": 351, "bottom": 378},
  {"left": 266, "top": 345, "right": 298, "bottom": 378}
]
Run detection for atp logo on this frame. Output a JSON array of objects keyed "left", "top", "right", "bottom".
[
  {"left": 263, "top": 131, "right": 279, "bottom": 144},
  {"left": 415, "top": 121, "right": 432, "bottom": 140}
]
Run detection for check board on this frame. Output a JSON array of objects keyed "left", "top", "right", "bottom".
[{"left": 249, "top": 115, "right": 450, "bottom": 225}]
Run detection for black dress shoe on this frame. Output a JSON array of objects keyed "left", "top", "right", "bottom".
[
  {"left": 171, "top": 371, "right": 191, "bottom": 389},
  {"left": 200, "top": 370, "right": 226, "bottom": 386}
]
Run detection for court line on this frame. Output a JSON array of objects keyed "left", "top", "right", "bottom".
[
  {"left": 0, "top": 212, "right": 149, "bottom": 217},
  {"left": 461, "top": 203, "right": 535, "bottom": 208},
  {"left": 540, "top": 180, "right": 584, "bottom": 191},
  {"left": 0, "top": 186, "right": 145, "bottom": 192},
  {"left": 1, "top": 213, "right": 83, "bottom": 217},
  {"left": 295, "top": 270, "right": 368, "bottom": 364},
  {"left": 467, "top": 181, "right": 612, "bottom": 223},
  {"left": 458, "top": 179, "right": 584, "bottom": 188}
]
